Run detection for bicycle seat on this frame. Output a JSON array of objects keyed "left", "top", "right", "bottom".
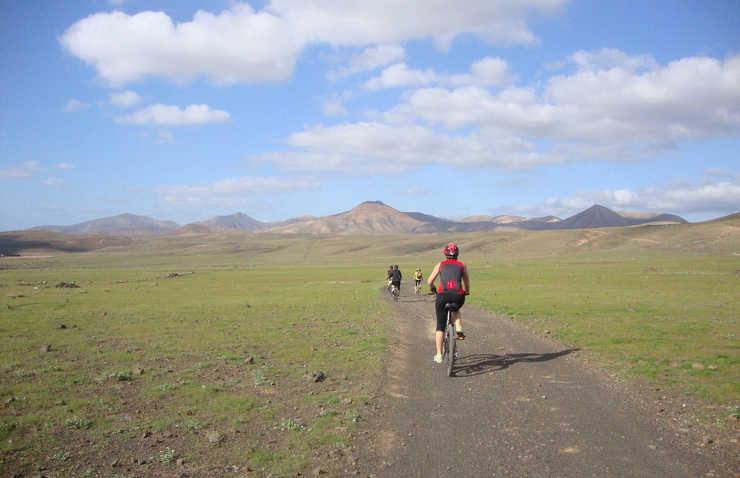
[{"left": 444, "top": 302, "right": 460, "bottom": 311}]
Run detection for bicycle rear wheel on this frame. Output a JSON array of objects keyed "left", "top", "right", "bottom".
[
  {"left": 446, "top": 313, "right": 455, "bottom": 377},
  {"left": 441, "top": 328, "right": 448, "bottom": 364}
]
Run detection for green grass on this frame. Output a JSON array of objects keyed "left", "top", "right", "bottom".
[
  {"left": 1, "top": 219, "right": 738, "bottom": 474},
  {"left": 471, "top": 250, "right": 739, "bottom": 405},
  {"left": 0, "top": 261, "right": 387, "bottom": 477}
]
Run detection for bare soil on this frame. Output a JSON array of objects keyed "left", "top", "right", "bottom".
[{"left": 356, "top": 285, "right": 738, "bottom": 477}]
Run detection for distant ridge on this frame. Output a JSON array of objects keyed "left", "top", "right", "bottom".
[
  {"left": 267, "top": 201, "right": 429, "bottom": 234},
  {"left": 708, "top": 212, "right": 740, "bottom": 223},
  {"left": 23, "top": 204, "right": 690, "bottom": 236},
  {"left": 180, "top": 213, "right": 317, "bottom": 233},
  {"left": 402, "top": 211, "right": 459, "bottom": 231},
  {"left": 555, "top": 204, "right": 632, "bottom": 229},
  {"left": 188, "top": 212, "right": 267, "bottom": 231},
  {"left": 31, "top": 214, "right": 179, "bottom": 236},
  {"left": 459, "top": 215, "right": 527, "bottom": 224},
  {"left": 260, "top": 203, "right": 687, "bottom": 234},
  {"left": 554, "top": 205, "right": 688, "bottom": 229}
]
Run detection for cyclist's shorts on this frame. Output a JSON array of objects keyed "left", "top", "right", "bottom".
[
  {"left": 415, "top": 279, "right": 422, "bottom": 285},
  {"left": 391, "top": 280, "right": 401, "bottom": 289},
  {"left": 435, "top": 292, "right": 465, "bottom": 331}
]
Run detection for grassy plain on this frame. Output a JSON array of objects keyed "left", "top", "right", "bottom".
[
  {"left": 1, "top": 251, "right": 388, "bottom": 477},
  {"left": 473, "top": 251, "right": 738, "bottom": 405},
  {"left": 1, "top": 215, "right": 738, "bottom": 476}
]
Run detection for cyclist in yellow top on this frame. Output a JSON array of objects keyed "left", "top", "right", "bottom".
[{"left": 414, "top": 267, "right": 423, "bottom": 294}]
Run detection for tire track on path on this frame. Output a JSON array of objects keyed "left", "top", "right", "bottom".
[{"left": 366, "top": 285, "right": 731, "bottom": 477}]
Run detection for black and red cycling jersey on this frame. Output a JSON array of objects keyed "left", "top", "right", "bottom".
[{"left": 437, "top": 259, "right": 466, "bottom": 295}]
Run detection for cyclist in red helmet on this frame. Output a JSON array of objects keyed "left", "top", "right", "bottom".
[{"left": 427, "top": 242, "right": 470, "bottom": 364}]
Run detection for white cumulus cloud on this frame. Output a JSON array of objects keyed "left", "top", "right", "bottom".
[
  {"left": 60, "top": 5, "right": 301, "bottom": 86},
  {"left": 268, "top": 0, "right": 564, "bottom": 49},
  {"left": 115, "top": 104, "right": 231, "bottom": 126},
  {"left": 364, "top": 56, "right": 514, "bottom": 90},
  {"left": 547, "top": 48, "right": 658, "bottom": 73},
  {"left": 249, "top": 50, "right": 740, "bottom": 175},
  {"left": 60, "top": 1, "right": 566, "bottom": 86},
  {"left": 364, "top": 63, "right": 438, "bottom": 91},
  {"left": 450, "top": 57, "right": 516, "bottom": 87},
  {"left": 386, "top": 52, "right": 740, "bottom": 160},
  {"left": 253, "top": 121, "right": 562, "bottom": 173}
]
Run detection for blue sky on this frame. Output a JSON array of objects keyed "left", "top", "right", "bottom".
[{"left": 1, "top": 0, "right": 739, "bottom": 230}]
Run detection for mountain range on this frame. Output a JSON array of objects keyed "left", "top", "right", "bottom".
[
  {"left": 23, "top": 203, "right": 689, "bottom": 236},
  {"left": 30, "top": 213, "right": 179, "bottom": 236}
]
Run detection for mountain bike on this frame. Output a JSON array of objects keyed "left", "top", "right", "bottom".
[
  {"left": 441, "top": 302, "right": 460, "bottom": 376},
  {"left": 414, "top": 279, "right": 422, "bottom": 295}
]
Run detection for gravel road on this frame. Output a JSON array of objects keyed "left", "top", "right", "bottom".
[{"left": 363, "top": 285, "right": 736, "bottom": 477}]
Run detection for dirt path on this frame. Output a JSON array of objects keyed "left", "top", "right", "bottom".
[{"left": 361, "top": 285, "right": 735, "bottom": 477}]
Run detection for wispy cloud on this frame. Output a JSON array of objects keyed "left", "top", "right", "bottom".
[
  {"left": 397, "top": 186, "right": 429, "bottom": 196},
  {"left": 328, "top": 44, "right": 405, "bottom": 80},
  {"left": 156, "top": 130, "right": 175, "bottom": 144},
  {"left": 42, "top": 177, "right": 64, "bottom": 186},
  {"left": 110, "top": 90, "right": 142, "bottom": 108},
  {"left": 0, "top": 161, "right": 41, "bottom": 179},
  {"left": 704, "top": 168, "right": 734, "bottom": 178},
  {"left": 115, "top": 104, "right": 230, "bottom": 126},
  {"left": 57, "top": 162, "right": 75, "bottom": 169},
  {"left": 321, "top": 90, "right": 352, "bottom": 117},
  {"left": 322, "top": 100, "right": 348, "bottom": 117},
  {"left": 64, "top": 99, "right": 89, "bottom": 112},
  {"left": 156, "top": 176, "right": 320, "bottom": 206}
]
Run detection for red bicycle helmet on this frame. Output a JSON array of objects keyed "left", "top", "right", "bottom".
[{"left": 443, "top": 242, "right": 459, "bottom": 259}]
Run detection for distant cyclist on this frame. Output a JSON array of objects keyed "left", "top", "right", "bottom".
[
  {"left": 427, "top": 243, "right": 470, "bottom": 364},
  {"left": 414, "top": 267, "right": 423, "bottom": 294},
  {"left": 386, "top": 265, "right": 394, "bottom": 290},
  {"left": 390, "top": 265, "right": 402, "bottom": 297}
]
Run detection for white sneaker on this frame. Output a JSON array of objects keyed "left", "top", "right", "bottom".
[{"left": 433, "top": 354, "right": 443, "bottom": 363}]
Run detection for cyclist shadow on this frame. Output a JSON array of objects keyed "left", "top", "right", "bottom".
[{"left": 453, "top": 349, "right": 579, "bottom": 377}]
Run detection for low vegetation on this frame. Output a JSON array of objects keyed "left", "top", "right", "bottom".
[
  {"left": 1, "top": 261, "right": 386, "bottom": 476},
  {"left": 1, "top": 215, "right": 738, "bottom": 475},
  {"left": 474, "top": 250, "right": 738, "bottom": 406}
]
